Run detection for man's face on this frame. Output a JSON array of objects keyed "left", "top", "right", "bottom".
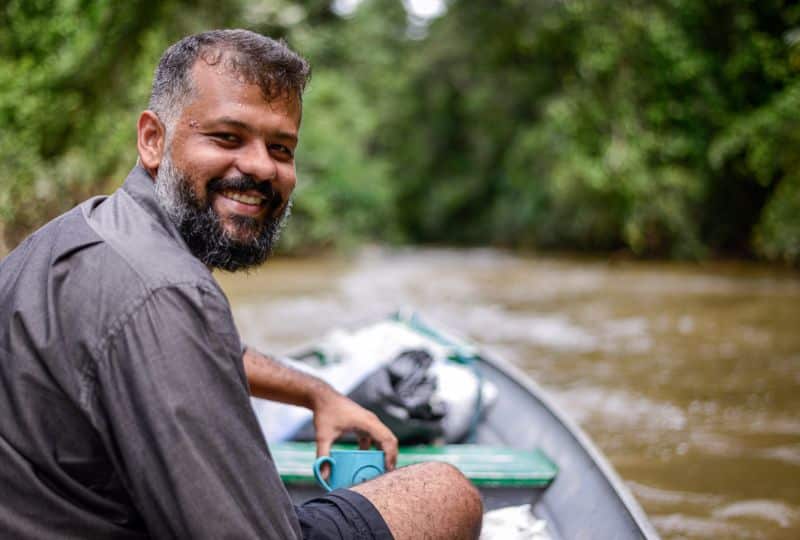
[{"left": 154, "top": 61, "right": 301, "bottom": 271}]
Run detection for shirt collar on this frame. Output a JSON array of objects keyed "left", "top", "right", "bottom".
[{"left": 121, "top": 164, "right": 189, "bottom": 250}]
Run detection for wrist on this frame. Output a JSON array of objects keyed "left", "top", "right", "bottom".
[{"left": 307, "top": 379, "right": 338, "bottom": 411}]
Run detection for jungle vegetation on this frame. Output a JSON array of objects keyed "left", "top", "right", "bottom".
[{"left": 1, "top": 0, "right": 798, "bottom": 263}]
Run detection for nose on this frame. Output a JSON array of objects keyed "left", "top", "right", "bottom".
[{"left": 236, "top": 141, "right": 277, "bottom": 182}]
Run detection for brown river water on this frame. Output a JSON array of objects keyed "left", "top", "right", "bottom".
[{"left": 216, "top": 247, "right": 800, "bottom": 540}]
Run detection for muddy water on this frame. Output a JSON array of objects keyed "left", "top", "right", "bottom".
[{"left": 216, "top": 247, "right": 800, "bottom": 539}]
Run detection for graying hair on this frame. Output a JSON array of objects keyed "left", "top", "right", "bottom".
[{"left": 147, "top": 29, "right": 310, "bottom": 133}]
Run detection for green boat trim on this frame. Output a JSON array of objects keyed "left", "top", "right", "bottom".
[{"left": 271, "top": 441, "right": 558, "bottom": 488}]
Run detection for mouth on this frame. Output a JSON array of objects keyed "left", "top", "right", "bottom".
[
  {"left": 220, "top": 189, "right": 267, "bottom": 207},
  {"left": 206, "top": 176, "right": 284, "bottom": 221},
  {"left": 214, "top": 189, "right": 272, "bottom": 219}
]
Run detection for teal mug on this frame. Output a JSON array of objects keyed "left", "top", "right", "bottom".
[{"left": 312, "top": 449, "right": 385, "bottom": 491}]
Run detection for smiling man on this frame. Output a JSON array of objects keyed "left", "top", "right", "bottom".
[
  {"left": 144, "top": 43, "right": 302, "bottom": 272},
  {"left": 0, "top": 30, "right": 482, "bottom": 539}
]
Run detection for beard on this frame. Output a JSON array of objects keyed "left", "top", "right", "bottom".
[{"left": 153, "top": 152, "right": 291, "bottom": 272}]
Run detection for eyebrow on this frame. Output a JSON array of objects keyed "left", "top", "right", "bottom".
[{"left": 208, "top": 116, "right": 298, "bottom": 143}]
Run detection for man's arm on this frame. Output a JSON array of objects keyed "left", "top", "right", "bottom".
[
  {"left": 243, "top": 347, "right": 398, "bottom": 470},
  {"left": 94, "top": 286, "right": 303, "bottom": 538}
]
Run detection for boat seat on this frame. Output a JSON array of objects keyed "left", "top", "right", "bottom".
[{"left": 271, "top": 442, "right": 558, "bottom": 488}]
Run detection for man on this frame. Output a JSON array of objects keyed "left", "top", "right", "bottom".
[{"left": 0, "top": 30, "right": 482, "bottom": 539}]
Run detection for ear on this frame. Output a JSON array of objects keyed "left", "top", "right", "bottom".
[{"left": 137, "top": 110, "right": 166, "bottom": 177}]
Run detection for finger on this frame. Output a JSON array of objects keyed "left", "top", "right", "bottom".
[
  {"left": 357, "top": 434, "right": 372, "bottom": 450},
  {"left": 316, "top": 435, "right": 333, "bottom": 479},
  {"left": 377, "top": 431, "right": 399, "bottom": 471}
]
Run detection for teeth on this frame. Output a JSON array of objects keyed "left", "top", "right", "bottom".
[{"left": 222, "top": 190, "right": 263, "bottom": 205}]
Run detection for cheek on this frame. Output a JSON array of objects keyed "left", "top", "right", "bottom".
[
  {"left": 172, "top": 146, "right": 236, "bottom": 192},
  {"left": 277, "top": 164, "right": 298, "bottom": 192},
  {"left": 191, "top": 151, "right": 236, "bottom": 177}
]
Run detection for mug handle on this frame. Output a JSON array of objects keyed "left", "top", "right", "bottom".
[{"left": 313, "top": 456, "right": 335, "bottom": 492}]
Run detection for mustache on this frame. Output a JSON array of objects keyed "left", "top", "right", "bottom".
[{"left": 207, "top": 176, "right": 284, "bottom": 210}]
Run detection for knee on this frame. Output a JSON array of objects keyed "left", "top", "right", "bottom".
[
  {"left": 362, "top": 461, "right": 484, "bottom": 539},
  {"left": 424, "top": 461, "right": 475, "bottom": 490},
  {"left": 429, "top": 462, "right": 483, "bottom": 537},
  {"left": 421, "top": 462, "right": 483, "bottom": 515}
]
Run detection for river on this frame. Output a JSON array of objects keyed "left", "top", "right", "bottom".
[{"left": 216, "top": 246, "right": 800, "bottom": 539}]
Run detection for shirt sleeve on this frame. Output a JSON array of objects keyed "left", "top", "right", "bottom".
[{"left": 90, "top": 283, "right": 301, "bottom": 539}]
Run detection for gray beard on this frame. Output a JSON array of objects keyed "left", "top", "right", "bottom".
[{"left": 153, "top": 152, "right": 291, "bottom": 272}]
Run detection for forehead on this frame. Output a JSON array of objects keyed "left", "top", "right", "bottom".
[{"left": 180, "top": 60, "right": 302, "bottom": 127}]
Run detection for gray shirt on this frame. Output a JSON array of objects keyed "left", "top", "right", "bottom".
[{"left": 0, "top": 166, "right": 302, "bottom": 539}]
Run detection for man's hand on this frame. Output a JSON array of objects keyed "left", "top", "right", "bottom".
[
  {"left": 310, "top": 386, "right": 399, "bottom": 472},
  {"left": 243, "top": 347, "right": 398, "bottom": 471}
]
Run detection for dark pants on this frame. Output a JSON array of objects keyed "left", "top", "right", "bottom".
[{"left": 296, "top": 489, "right": 394, "bottom": 540}]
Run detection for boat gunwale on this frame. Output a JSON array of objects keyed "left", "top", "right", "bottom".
[{"left": 474, "top": 341, "right": 660, "bottom": 539}]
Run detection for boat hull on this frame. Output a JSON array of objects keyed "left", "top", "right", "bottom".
[
  {"left": 469, "top": 351, "right": 659, "bottom": 539},
  {"left": 280, "top": 319, "right": 659, "bottom": 539}
]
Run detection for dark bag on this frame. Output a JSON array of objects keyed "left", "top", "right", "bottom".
[{"left": 347, "top": 349, "right": 448, "bottom": 444}]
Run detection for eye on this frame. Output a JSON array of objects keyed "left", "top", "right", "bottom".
[
  {"left": 210, "top": 132, "right": 241, "bottom": 146},
  {"left": 269, "top": 143, "right": 294, "bottom": 160}
]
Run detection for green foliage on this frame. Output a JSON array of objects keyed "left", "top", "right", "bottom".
[
  {"left": 268, "top": 0, "right": 405, "bottom": 251},
  {"left": 380, "top": 0, "right": 799, "bottom": 260},
  {"left": 754, "top": 173, "right": 800, "bottom": 264},
  {"left": 710, "top": 79, "right": 800, "bottom": 263},
  {"left": 280, "top": 71, "right": 397, "bottom": 251},
  {"left": 0, "top": 0, "right": 244, "bottom": 246},
  {"left": 1, "top": 0, "right": 798, "bottom": 263},
  {"left": 0, "top": 0, "right": 402, "bottom": 254}
]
